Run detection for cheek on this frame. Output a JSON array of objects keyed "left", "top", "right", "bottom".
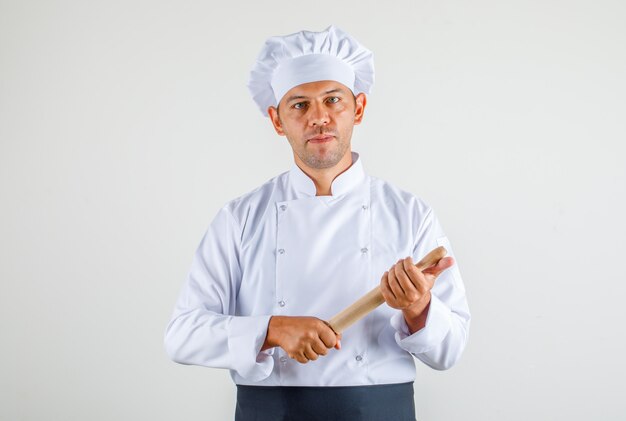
[
  {"left": 335, "top": 103, "right": 356, "bottom": 118},
  {"left": 335, "top": 109, "right": 355, "bottom": 128},
  {"left": 283, "top": 113, "right": 308, "bottom": 129},
  {"left": 334, "top": 104, "right": 349, "bottom": 114},
  {"left": 279, "top": 117, "right": 298, "bottom": 133}
]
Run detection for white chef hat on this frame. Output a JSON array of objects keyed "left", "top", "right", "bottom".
[{"left": 248, "top": 25, "right": 374, "bottom": 116}]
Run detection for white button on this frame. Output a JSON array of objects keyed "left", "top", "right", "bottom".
[
  {"left": 361, "top": 247, "right": 368, "bottom": 254},
  {"left": 362, "top": 205, "right": 369, "bottom": 210},
  {"left": 278, "top": 249, "right": 285, "bottom": 254},
  {"left": 355, "top": 355, "right": 363, "bottom": 362},
  {"left": 278, "top": 300, "right": 286, "bottom": 307},
  {"left": 280, "top": 204, "right": 287, "bottom": 211},
  {"left": 280, "top": 356, "right": 288, "bottom": 363}
]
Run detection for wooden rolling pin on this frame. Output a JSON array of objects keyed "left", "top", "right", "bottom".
[{"left": 327, "top": 246, "right": 448, "bottom": 334}]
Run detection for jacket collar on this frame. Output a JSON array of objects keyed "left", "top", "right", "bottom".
[{"left": 289, "top": 151, "right": 365, "bottom": 197}]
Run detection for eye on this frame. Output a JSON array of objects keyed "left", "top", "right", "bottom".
[
  {"left": 293, "top": 102, "right": 307, "bottom": 110},
  {"left": 327, "top": 96, "right": 340, "bottom": 104}
]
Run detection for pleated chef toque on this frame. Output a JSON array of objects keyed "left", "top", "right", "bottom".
[{"left": 248, "top": 25, "right": 375, "bottom": 116}]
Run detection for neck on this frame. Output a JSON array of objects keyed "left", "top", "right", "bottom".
[{"left": 295, "top": 151, "right": 353, "bottom": 196}]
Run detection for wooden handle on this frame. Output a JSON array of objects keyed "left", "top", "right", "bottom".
[{"left": 326, "top": 246, "right": 447, "bottom": 334}]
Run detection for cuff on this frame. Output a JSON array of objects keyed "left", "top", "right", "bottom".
[
  {"left": 390, "top": 293, "right": 452, "bottom": 354},
  {"left": 227, "top": 315, "right": 274, "bottom": 382}
]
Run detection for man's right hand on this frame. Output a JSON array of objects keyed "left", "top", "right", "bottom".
[{"left": 261, "top": 316, "right": 341, "bottom": 364}]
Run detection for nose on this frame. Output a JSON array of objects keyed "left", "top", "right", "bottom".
[{"left": 308, "top": 102, "right": 329, "bottom": 127}]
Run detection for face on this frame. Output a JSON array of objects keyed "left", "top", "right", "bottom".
[{"left": 268, "top": 80, "right": 366, "bottom": 171}]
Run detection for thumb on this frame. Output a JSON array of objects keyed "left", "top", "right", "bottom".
[
  {"left": 335, "top": 333, "right": 342, "bottom": 350},
  {"left": 424, "top": 256, "right": 455, "bottom": 277}
]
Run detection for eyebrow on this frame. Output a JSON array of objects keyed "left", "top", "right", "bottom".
[{"left": 284, "top": 88, "right": 346, "bottom": 104}]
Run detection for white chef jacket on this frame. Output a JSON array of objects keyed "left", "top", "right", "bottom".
[{"left": 164, "top": 152, "right": 470, "bottom": 386}]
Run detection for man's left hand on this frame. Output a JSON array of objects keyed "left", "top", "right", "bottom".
[{"left": 380, "top": 255, "right": 455, "bottom": 334}]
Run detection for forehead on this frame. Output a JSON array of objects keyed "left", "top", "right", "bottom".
[{"left": 280, "top": 80, "right": 352, "bottom": 103}]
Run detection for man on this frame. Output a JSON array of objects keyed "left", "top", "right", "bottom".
[{"left": 164, "top": 26, "right": 470, "bottom": 421}]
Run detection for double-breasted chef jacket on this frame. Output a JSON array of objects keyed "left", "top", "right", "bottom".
[{"left": 164, "top": 152, "right": 470, "bottom": 386}]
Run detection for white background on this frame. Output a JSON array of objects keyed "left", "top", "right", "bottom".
[{"left": 1, "top": 0, "right": 625, "bottom": 420}]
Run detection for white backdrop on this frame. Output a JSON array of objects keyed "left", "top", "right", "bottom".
[{"left": 1, "top": 1, "right": 625, "bottom": 420}]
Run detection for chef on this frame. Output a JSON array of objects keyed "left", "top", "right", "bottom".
[{"left": 164, "top": 25, "right": 471, "bottom": 421}]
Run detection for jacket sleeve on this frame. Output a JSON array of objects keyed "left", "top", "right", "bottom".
[
  {"left": 163, "top": 207, "right": 274, "bottom": 382},
  {"left": 390, "top": 208, "right": 471, "bottom": 370}
]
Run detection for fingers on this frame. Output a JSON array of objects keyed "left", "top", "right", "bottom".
[
  {"left": 294, "top": 352, "right": 309, "bottom": 364},
  {"left": 402, "top": 257, "right": 428, "bottom": 295},
  {"left": 380, "top": 270, "right": 392, "bottom": 297},
  {"left": 303, "top": 345, "right": 319, "bottom": 362},
  {"left": 321, "top": 321, "right": 342, "bottom": 350},
  {"left": 297, "top": 341, "right": 327, "bottom": 363},
  {"left": 282, "top": 318, "right": 340, "bottom": 364},
  {"left": 398, "top": 258, "right": 422, "bottom": 298},
  {"left": 381, "top": 256, "right": 442, "bottom": 309},
  {"left": 389, "top": 258, "right": 421, "bottom": 293},
  {"left": 298, "top": 336, "right": 333, "bottom": 364},
  {"left": 319, "top": 322, "right": 339, "bottom": 349},
  {"left": 311, "top": 339, "right": 328, "bottom": 357},
  {"left": 387, "top": 264, "right": 405, "bottom": 299}
]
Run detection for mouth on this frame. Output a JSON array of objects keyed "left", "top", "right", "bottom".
[{"left": 307, "top": 134, "right": 335, "bottom": 144}]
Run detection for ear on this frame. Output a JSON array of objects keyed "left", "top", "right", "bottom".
[
  {"left": 268, "top": 106, "right": 285, "bottom": 136},
  {"left": 353, "top": 93, "right": 367, "bottom": 125}
]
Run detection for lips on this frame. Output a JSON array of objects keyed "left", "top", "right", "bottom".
[{"left": 308, "top": 135, "right": 335, "bottom": 143}]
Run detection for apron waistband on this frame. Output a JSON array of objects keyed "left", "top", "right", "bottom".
[{"left": 235, "top": 382, "right": 416, "bottom": 421}]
